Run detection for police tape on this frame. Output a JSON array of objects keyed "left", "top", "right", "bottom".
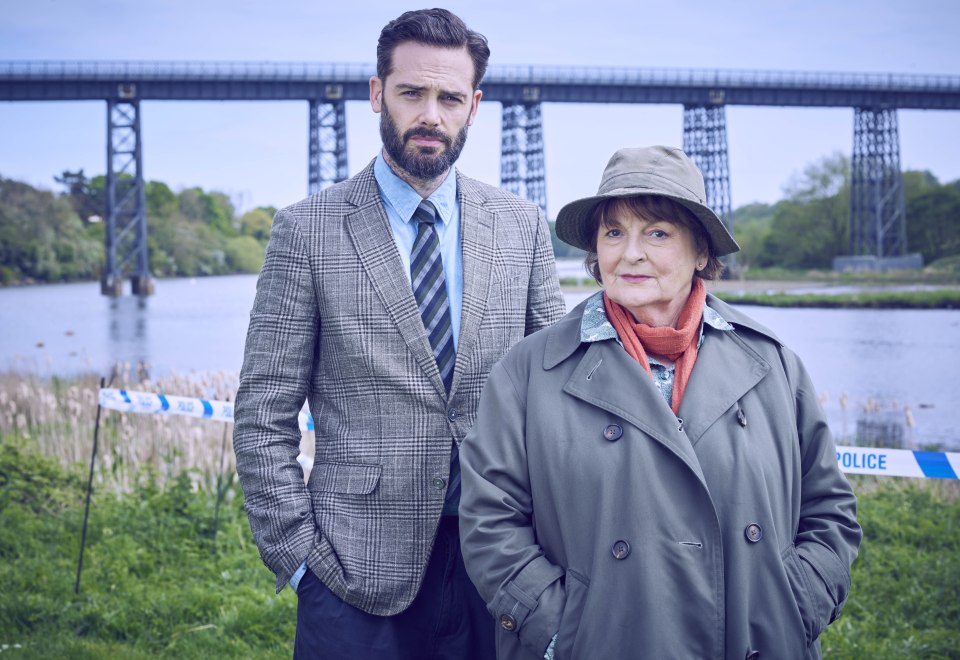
[
  {"left": 98, "top": 388, "right": 314, "bottom": 432},
  {"left": 98, "top": 389, "right": 958, "bottom": 480}
]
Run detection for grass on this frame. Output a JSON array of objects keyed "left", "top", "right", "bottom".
[
  {"left": 0, "top": 435, "right": 296, "bottom": 659},
  {"left": 821, "top": 477, "right": 960, "bottom": 658},
  {"left": 715, "top": 289, "right": 960, "bottom": 309}
]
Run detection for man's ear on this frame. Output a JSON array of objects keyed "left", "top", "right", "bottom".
[
  {"left": 466, "top": 89, "right": 482, "bottom": 126},
  {"left": 370, "top": 77, "right": 383, "bottom": 113}
]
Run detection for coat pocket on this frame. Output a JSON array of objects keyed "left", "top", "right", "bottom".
[
  {"left": 554, "top": 569, "right": 590, "bottom": 660},
  {"left": 781, "top": 544, "right": 822, "bottom": 647},
  {"left": 310, "top": 461, "right": 381, "bottom": 495}
]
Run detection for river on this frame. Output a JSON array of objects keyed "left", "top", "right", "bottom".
[{"left": 2, "top": 272, "right": 958, "bottom": 449}]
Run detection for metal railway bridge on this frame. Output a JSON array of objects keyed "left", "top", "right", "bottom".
[{"left": 3, "top": 61, "right": 960, "bottom": 295}]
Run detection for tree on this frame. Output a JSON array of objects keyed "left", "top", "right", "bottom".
[
  {"left": 239, "top": 207, "right": 273, "bottom": 242},
  {"left": 906, "top": 185, "right": 960, "bottom": 263},
  {"left": 55, "top": 169, "right": 105, "bottom": 222},
  {"left": 758, "top": 153, "right": 850, "bottom": 269},
  {"left": 0, "top": 176, "right": 103, "bottom": 282}
]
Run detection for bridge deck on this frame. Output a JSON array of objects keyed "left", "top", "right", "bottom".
[{"left": 2, "top": 61, "right": 959, "bottom": 109}]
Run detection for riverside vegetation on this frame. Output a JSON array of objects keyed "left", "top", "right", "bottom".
[
  {"left": 3, "top": 152, "right": 960, "bottom": 287},
  {"left": 1, "top": 371, "right": 958, "bottom": 658}
]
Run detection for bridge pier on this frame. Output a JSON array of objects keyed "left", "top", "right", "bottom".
[
  {"left": 500, "top": 102, "right": 547, "bottom": 214},
  {"left": 842, "top": 107, "right": 917, "bottom": 269},
  {"left": 102, "top": 94, "right": 153, "bottom": 297},
  {"left": 682, "top": 104, "right": 737, "bottom": 273},
  {"left": 308, "top": 95, "right": 348, "bottom": 195}
]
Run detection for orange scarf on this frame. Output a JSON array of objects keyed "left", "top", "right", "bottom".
[{"left": 603, "top": 278, "right": 706, "bottom": 415}]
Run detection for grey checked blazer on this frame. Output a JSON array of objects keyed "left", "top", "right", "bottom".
[{"left": 233, "top": 160, "right": 565, "bottom": 615}]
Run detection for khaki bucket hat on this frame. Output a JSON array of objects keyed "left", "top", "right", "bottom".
[{"left": 555, "top": 146, "right": 740, "bottom": 257}]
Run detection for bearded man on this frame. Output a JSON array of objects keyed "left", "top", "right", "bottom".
[{"left": 233, "top": 8, "right": 565, "bottom": 659}]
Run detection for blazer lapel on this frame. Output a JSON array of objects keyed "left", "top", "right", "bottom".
[
  {"left": 450, "top": 174, "right": 495, "bottom": 395},
  {"left": 343, "top": 165, "right": 448, "bottom": 396}
]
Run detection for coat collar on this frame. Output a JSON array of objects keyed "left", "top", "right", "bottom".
[
  {"left": 546, "top": 291, "right": 777, "bottom": 452},
  {"left": 343, "top": 161, "right": 496, "bottom": 399}
]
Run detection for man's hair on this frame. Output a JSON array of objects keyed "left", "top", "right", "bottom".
[{"left": 376, "top": 8, "right": 491, "bottom": 90}]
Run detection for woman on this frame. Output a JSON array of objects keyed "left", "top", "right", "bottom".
[{"left": 458, "top": 146, "right": 861, "bottom": 659}]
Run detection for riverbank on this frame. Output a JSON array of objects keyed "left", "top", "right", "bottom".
[{"left": 561, "top": 279, "right": 960, "bottom": 308}]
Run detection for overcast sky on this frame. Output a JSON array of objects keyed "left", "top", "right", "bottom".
[{"left": 2, "top": 0, "right": 958, "bottom": 217}]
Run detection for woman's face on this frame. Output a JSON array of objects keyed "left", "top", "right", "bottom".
[{"left": 596, "top": 204, "right": 706, "bottom": 328}]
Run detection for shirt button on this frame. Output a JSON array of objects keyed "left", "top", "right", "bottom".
[
  {"left": 611, "top": 540, "right": 631, "bottom": 560},
  {"left": 447, "top": 409, "right": 458, "bottom": 422},
  {"left": 658, "top": 370, "right": 669, "bottom": 381},
  {"left": 603, "top": 424, "right": 623, "bottom": 441},
  {"left": 499, "top": 613, "right": 517, "bottom": 631},
  {"left": 745, "top": 523, "right": 763, "bottom": 543},
  {"left": 432, "top": 478, "right": 446, "bottom": 490}
]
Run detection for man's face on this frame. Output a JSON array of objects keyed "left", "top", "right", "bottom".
[{"left": 370, "top": 42, "right": 482, "bottom": 183}]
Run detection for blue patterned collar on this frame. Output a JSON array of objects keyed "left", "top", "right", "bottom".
[{"left": 579, "top": 290, "right": 733, "bottom": 345}]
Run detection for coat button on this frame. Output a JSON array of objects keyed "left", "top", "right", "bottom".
[
  {"left": 603, "top": 424, "right": 623, "bottom": 441},
  {"left": 432, "top": 478, "right": 446, "bottom": 490},
  {"left": 745, "top": 650, "right": 760, "bottom": 659},
  {"left": 499, "top": 613, "right": 517, "bottom": 631},
  {"left": 745, "top": 523, "right": 763, "bottom": 543},
  {"left": 611, "top": 540, "right": 631, "bottom": 559},
  {"left": 447, "top": 409, "right": 458, "bottom": 421}
]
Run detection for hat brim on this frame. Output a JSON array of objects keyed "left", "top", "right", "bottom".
[{"left": 555, "top": 189, "right": 741, "bottom": 257}]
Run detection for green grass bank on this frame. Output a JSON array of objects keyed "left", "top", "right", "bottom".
[{"left": 1, "top": 436, "right": 958, "bottom": 658}]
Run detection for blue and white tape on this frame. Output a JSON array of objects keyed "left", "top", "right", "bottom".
[
  {"left": 835, "top": 446, "right": 959, "bottom": 480},
  {"left": 98, "top": 389, "right": 958, "bottom": 480},
  {"left": 98, "top": 388, "right": 315, "bottom": 433}
]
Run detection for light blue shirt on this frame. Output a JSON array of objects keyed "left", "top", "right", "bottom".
[
  {"left": 373, "top": 152, "right": 463, "bottom": 349},
  {"left": 289, "top": 154, "right": 465, "bottom": 594}
]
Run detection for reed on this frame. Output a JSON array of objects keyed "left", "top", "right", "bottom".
[{"left": 0, "top": 366, "right": 261, "bottom": 492}]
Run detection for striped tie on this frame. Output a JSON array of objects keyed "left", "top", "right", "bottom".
[
  {"left": 411, "top": 199, "right": 460, "bottom": 515},
  {"left": 411, "top": 199, "right": 455, "bottom": 392}
]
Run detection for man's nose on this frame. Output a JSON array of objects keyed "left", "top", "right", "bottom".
[{"left": 419, "top": 97, "right": 441, "bottom": 125}]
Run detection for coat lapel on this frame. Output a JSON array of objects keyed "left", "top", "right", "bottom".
[
  {"left": 343, "top": 164, "right": 448, "bottom": 396},
  {"left": 562, "top": 340, "right": 709, "bottom": 486},
  {"left": 450, "top": 174, "right": 495, "bottom": 395},
  {"left": 679, "top": 327, "right": 770, "bottom": 445}
]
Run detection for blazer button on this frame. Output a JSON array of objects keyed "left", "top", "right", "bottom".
[
  {"left": 499, "top": 613, "right": 517, "bottom": 631},
  {"left": 745, "top": 650, "right": 760, "bottom": 659},
  {"left": 603, "top": 424, "right": 623, "bottom": 441},
  {"left": 611, "top": 540, "right": 631, "bottom": 560},
  {"left": 432, "top": 478, "right": 446, "bottom": 490},
  {"left": 447, "top": 409, "right": 458, "bottom": 422},
  {"left": 744, "top": 523, "right": 763, "bottom": 543}
]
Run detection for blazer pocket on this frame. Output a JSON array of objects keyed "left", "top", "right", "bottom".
[
  {"left": 310, "top": 461, "right": 381, "bottom": 495},
  {"left": 554, "top": 569, "right": 590, "bottom": 659}
]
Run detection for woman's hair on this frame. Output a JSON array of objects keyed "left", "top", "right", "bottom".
[
  {"left": 583, "top": 196, "right": 725, "bottom": 284},
  {"left": 376, "top": 9, "right": 491, "bottom": 91}
]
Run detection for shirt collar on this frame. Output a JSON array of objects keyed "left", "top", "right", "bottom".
[
  {"left": 374, "top": 151, "right": 458, "bottom": 225},
  {"left": 579, "top": 290, "right": 734, "bottom": 345}
]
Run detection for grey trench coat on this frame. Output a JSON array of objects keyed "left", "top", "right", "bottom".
[{"left": 459, "top": 294, "right": 861, "bottom": 659}]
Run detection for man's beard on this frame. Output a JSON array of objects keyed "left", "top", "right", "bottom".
[{"left": 380, "top": 99, "right": 469, "bottom": 181}]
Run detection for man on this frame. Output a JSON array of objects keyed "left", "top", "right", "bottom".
[{"left": 233, "top": 8, "right": 565, "bottom": 659}]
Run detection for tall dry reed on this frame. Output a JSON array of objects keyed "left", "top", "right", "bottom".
[{"left": 0, "top": 364, "right": 315, "bottom": 492}]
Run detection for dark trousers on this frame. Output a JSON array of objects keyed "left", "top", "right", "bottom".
[{"left": 294, "top": 517, "right": 495, "bottom": 660}]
